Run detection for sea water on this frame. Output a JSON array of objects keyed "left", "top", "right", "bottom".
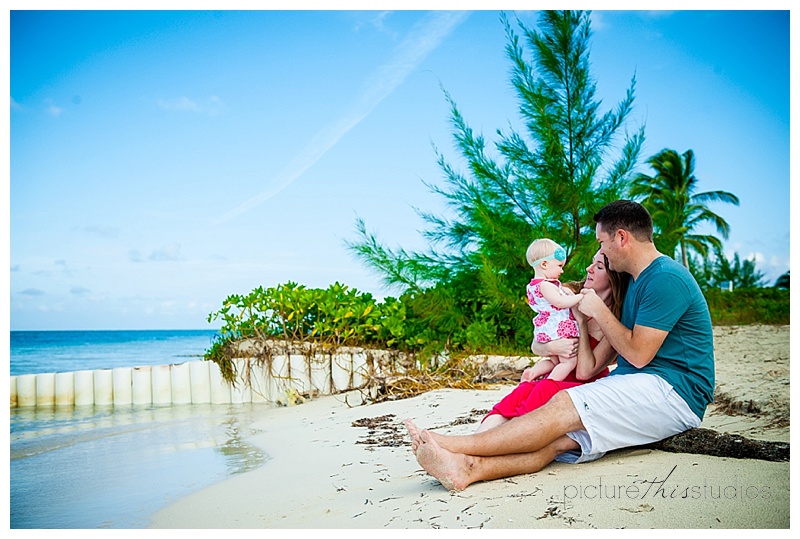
[
  {"left": 10, "top": 329, "right": 220, "bottom": 376},
  {"left": 9, "top": 330, "right": 272, "bottom": 529}
]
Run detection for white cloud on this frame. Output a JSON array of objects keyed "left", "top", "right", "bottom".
[
  {"left": 215, "top": 11, "right": 471, "bottom": 224},
  {"left": 55, "top": 259, "right": 74, "bottom": 276},
  {"left": 156, "top": 95, "right": 223, "bottom": 115},
  {"left": 84, "top": 225, "right": 121, "bottom": 238},
  {"left": 44, "top": 98, "right": 63, "bottom": 117},
  {"left": 130, "top": 245, "right": 183, "bottom": 263},
  {"left": 590, "top": 11, "right": 610, "bottom": 31},
  {"left": 148, "top": 243, "right": 183, "bottom": 262},
  {"left": 20, "top": 288, "right": 45, "bottom": 296},
  {"left": 750, "top": 252, "right": 765, "bottom": 263}
]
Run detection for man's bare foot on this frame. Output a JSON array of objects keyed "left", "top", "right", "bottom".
[
  {"left": 405, "top": 418, "right": 423, "bottom": 454},
  {"left": 415, "top": 429, "right": 474, "bottom": 491}
]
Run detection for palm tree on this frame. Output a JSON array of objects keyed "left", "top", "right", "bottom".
[
  {"left": 711, "top": 248, "right": 767, "bottom": 289},
  {"left": 631, "top": 148, "right": 739, "bottom": 267}
]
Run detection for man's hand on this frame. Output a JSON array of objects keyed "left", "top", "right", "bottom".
[{"left": 578, "top": 288, "right": 608, "bottom": 319}]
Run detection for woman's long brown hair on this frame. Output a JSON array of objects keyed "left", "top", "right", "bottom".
[
  {"left": 564, "top": 254, "right": 629, "bottom": 320},
  {"left": 605, "top": 254, "right": 629, "bottom": 320}
]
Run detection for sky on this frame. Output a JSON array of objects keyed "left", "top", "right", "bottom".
[{"left": 5, "top": 3, "right": 794, "bottom": 330}]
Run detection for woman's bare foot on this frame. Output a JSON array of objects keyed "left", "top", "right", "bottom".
[
  {"left": 415, "top": 429, "right": 474, "bottom": 491},
  {"left": 405, "top": 418, "right": 423, "bottom": 454}
]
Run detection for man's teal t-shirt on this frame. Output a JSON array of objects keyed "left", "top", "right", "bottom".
[{"left": 609, "top": 256, "right": 715, "bottom": 419}]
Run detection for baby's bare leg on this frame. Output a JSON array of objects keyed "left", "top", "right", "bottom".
[
  {"left": 547, "top": 355, "right": 578, "bottom": 381},
  {"left": 523, "top": 357, "right": 556, "bottom": 381},
  {"left": 475, "top": 414, "right": 509, "bottom": 433}
]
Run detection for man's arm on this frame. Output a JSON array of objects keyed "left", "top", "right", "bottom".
[{"left": 578, "top": 289, "right": 668, "bottom": 368}]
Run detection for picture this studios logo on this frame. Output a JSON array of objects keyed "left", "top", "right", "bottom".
[{"left": 562, "top": 465, "right": 771, "bottom": 510}]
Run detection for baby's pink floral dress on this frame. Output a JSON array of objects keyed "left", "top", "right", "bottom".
[{"left": 526, "top": 278, "right": 579, "bottom": 344}]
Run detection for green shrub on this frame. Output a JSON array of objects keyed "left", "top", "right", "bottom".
[
  {"left": 703, "top": 288, "right": 789, "bottom": 325},
  {"left": 205, "top": 280, "right": 788, "bottom": 383}
]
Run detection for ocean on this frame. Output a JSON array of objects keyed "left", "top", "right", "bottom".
[
  {"left": 10, "top": 329, "right": 220, "bottom": 377},
  {"left": 9, "top": 329, "right": 273, "bottom": 529}
]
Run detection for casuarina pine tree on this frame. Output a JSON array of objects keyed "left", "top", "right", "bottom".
[{"left": 349, "top": 10, "right": 644, "bottom": 351}]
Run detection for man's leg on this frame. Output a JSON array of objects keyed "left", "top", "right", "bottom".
[
  {"left": 414, "top": 428, "right": 579, "bottom": 491},
  {"left": 407, "top": 390, "right": 583, "bottom": 457}
]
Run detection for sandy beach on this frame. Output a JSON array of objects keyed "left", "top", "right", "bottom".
[{"left": 149, "top": 325, "right": 790, "bottom": 529}]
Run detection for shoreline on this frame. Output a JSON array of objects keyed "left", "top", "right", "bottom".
[{"left": 149, "top": 325, "right": 790, "bottom": 529}]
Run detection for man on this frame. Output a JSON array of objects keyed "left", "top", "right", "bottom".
[{"left": 405, "top": 200, "right": 715, "bottom": 490}]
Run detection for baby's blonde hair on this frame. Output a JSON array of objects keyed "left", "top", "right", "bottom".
[{"left": 525, "top": 238, "right": 564, "bottom": 268}]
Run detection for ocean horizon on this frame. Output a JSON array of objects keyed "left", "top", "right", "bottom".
[{"left": 10, "top": 329, "right": 220, "bottom": 377}]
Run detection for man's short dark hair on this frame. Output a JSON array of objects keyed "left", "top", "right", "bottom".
[{"left": 593, "top": 200, "right": 654, "bottom": 242}]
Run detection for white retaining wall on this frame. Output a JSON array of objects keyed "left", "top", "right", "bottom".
[{"left": 9, "top": 350, "right": 374, "bottom": 409}]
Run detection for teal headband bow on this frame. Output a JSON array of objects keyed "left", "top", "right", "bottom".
[{"left": 531, "top": 247, "right": 566, "bottom": 268}]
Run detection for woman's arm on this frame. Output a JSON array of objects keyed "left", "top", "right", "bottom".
[
  {"left": 530, "top": 337, "right": 578, "bottom": 358},
  {"left": 573, "top": 309, "right": 618, "bottom": 381}
]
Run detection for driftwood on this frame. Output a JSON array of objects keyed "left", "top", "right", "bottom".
[{"left": 644, "top": 427, "right": 789, "bottom": 462}]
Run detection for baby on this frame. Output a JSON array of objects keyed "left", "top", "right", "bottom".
[{"left": 523, "top": 238, "right": 582, "bottom": 382}]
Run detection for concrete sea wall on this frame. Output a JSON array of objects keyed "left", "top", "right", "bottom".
[
  {"left": 9, "top": 348, "right": 382, "bottom": 409},
  {"left": 10, "top": 341, "right": 531, "bottom": 409}
]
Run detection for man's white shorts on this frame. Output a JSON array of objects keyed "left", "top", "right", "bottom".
[{"left": 555, "top": 372, "right": 702, "bottom": 464}]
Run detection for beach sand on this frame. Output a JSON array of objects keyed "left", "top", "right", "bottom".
[{"left": 149, "top": 325, "right": 790, "bottom": 529}]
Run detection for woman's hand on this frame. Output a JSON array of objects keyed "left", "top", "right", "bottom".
[
  {"left": 571, "top": 305, "right": 588, "bottom": 325},
  {"left": 530, "top": 338, "right": 578, "bottom": 359}
]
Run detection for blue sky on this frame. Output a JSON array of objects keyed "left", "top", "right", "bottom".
[{"left": 5, "top": 5, "right": 794, "bottom": 330}]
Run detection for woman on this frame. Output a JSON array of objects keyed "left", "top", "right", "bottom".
[{"left": 476, "top": 251, "right": 628, "bottom": 433}]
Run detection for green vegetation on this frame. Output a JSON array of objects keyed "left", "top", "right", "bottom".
[
  {"left": 203, "top": 280, "right": 530, "bottom": 382},
  {"left": 204, "top": 279, "right": 789, "bottom": 383},
  {"left": 705, "top": 288, "right": 789, "bottom": 326},
  {"left": 689, "top": 247, "right": 768, "bottom": 291},
  {"left": 207, "top": 281, "right": 417, "bottom": 351}
]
